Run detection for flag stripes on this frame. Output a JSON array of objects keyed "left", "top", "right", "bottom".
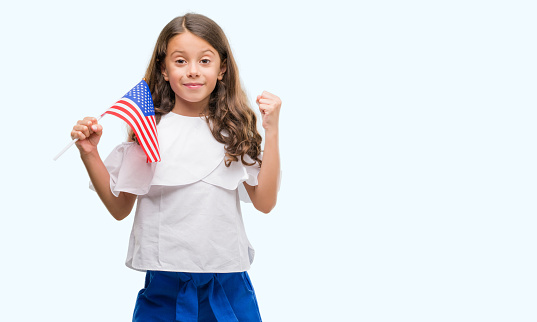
[{"left": 102, "top": 80, "right": 161, "bottom": 163}]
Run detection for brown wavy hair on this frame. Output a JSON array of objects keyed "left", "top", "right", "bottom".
[{"left": 130, "top": 13, "right": 262, "bottom": 167}]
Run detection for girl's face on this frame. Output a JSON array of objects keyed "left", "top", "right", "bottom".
[{"left": 162, "top": 31, "right": 226, "bottom": 112}]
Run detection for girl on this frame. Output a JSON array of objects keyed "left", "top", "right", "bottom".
[{"left": 71, "top": 13, "right": 281, "bottom": 322}]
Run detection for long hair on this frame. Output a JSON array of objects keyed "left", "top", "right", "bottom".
[{"left": 132, "top": 13, "right": 262, "bottom": 167}]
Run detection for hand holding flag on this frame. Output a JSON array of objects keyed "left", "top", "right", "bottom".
[
  {"left": 54, "top": 79, "right": 161, "bottom": 163},
  {"left": 72, "top": 116, "right": 104, "bottom": 155}
]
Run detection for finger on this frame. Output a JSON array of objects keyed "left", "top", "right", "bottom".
[
  {"left": 76, "top": 118, "right": 94, "bottom": 129},
  {"left": 259, "top": 92, "right": 281, "bottom": 107},
  {"left": 260, "top": 91, "right": 276, "bottom": 99},
  {"left": 83, "top": 116, "right": 99, "bottom": 124},
  {"left": 257, "top": 98, "right": 274, "bottom": 105},
  {"left": 77, "top": 117, "right": 92, "bottom": 123},
  {"left": 73, "top": 124, "right": 91, "bottom": 138},
  {"left": 77, "top": 117, "right": 99, "bottom": 131},
  {"left": 258, "top": 105, "right": 268, "bottom": 115},
  {"left": 71, "top": 130, "right": 87, "bottom": 140},
  {"left": 91, "top": 124, "right": 103, "bottom": 136}
]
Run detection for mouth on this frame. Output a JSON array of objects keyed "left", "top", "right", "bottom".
[{"left": 183, "top": 83, "right": 204, "bottom": 89}]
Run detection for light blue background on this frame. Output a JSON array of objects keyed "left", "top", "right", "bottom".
[{"left": 1, "top": 0, "right": 536, "bottom": 321}]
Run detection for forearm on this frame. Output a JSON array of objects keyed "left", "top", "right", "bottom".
[
  {"left": 252, "top": 130, "right": 280, "bottom": 213},
  {"left": 81, "top": 151, "right": 135, "bottom": 220}
]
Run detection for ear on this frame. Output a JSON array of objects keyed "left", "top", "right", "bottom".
[
  {"left": 161, "top": 65, "right": 169, "bottom": 81},
  {"left": 218, "top": 60, "right": 227, "bottom": 81}
]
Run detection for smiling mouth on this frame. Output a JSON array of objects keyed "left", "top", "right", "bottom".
[{"left": 184, "top": 83, "right": 203, "bottom": 88}]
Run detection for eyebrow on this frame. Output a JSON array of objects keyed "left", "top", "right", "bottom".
[{"left": 170, "top": 49, "right": 216, "bottom": 55}]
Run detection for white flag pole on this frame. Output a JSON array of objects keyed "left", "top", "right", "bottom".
[{"left": 53, "top": 115, "right": 103, "bottom": 161}]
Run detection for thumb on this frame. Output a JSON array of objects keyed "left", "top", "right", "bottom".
[{"left": 91, "top": 124, "right": 103, "bottom": 136}]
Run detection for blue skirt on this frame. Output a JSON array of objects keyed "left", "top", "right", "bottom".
[{"left": 133, "top": 270, "right": 262, "bottom": 322}]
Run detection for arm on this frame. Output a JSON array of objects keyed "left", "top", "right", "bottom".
[
  {"left": 72, "top": 117, "right": 136, "bottom": 221},
  {"left": 244, "top": 91, "right": 281, "bottom": 214}
]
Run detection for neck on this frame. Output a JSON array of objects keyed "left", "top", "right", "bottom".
[{"left": 171, "top": 96, "right": 209, "bottom": 117}]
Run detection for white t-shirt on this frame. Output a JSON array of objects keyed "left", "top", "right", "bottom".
[{"left": 90, "top": 112, "right": 261, "bottom": 273}]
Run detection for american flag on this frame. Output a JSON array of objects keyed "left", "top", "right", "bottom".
[{"left": 102, "top": 80, "right": 161, "bottom": 163}]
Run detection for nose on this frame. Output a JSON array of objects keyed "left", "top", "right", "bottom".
[{"left": 187, "top": 63, "right": 200, "bottom": 77}]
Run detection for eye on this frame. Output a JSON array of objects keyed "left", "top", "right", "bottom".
[
  {"left": 175, "top": 59, "right": 186, "bottom": 64},
  {"left": 200, "top": 59, "right": 210, "bottom": 64}
]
